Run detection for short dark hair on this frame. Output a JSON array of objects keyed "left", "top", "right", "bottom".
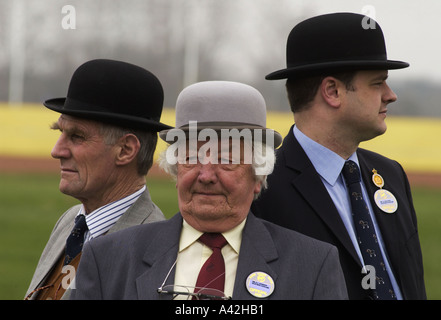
[{"left": 285, "top": 71, "right": 357, "bottom": 113}]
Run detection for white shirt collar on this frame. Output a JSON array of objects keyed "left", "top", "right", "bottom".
[
  {"left": 179, "top": 218, "right": 246, "bottom": 255},
  {"left": 79, "top": 185, "right": 146, "bottom": 239}
]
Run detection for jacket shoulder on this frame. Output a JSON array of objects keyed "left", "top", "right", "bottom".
[
  {"left": 357, "top": 147, "right": 399, "bottom": 165},
  {"left": 258, "top": 217, "right": 337, "bottom": 256}
]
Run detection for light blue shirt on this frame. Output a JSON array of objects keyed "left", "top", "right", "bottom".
[{"left": 294, "top": 126, "right": 402, "bottom": 299}]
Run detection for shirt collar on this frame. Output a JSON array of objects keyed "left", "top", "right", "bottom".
[
  {"left": 294, "top": 126, "right": 359, "bottom": 186},
  {"left": 81, "top": 185, "right": 146, "bottom": 239},
  {"left": 179, "top": 218, "right": 246, "bottom": 254}
]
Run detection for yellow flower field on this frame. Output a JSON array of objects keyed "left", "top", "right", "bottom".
[{"left": 1, "top": 104, "right": 441, "bottom": 173}]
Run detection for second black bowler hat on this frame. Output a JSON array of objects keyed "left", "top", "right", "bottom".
[
  {"left": 44, "top": 59, "right": 172, "bottom": 131},
  {"left": 266, "top": 12, "right": 409, "bottom": 80}
]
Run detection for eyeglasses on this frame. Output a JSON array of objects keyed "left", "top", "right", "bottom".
[
  {"left": 158, "top": 284, "right": 231, "bottom": 300},
  {"left": 156, "top": 259, "right": 232, "bottom": 300}
]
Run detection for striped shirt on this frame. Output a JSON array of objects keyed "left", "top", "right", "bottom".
[{"left": 77, "top": 186, "right": 146, "bottom": 242}]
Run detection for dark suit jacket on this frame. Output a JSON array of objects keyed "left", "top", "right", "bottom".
[
  {"left": 252, "top": 126, "right": 426, "bottom": 300},
  {"left": 71, "top": 212, "right": 348, "bottom": 300}
]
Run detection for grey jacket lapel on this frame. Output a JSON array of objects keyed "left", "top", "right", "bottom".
[
  {"left": 109, "top": 187, "right": 165, "bottom": 234},
  {"left": 135, "top": 214, "right": 182, "bottom": 299},
  {"left": 232, "top": 214, "right": 278, "bottom": 300},
  {"left": 25, "top": 205, "right": 80, "bottom": 298}
]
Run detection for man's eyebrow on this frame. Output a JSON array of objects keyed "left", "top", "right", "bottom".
[
  {"left": 50, "top": 122, "right": 61, "bottom": 130},
  {"left": 373, "top": 72, "right": 389, "bottom": 81},
  {"left": 50, "top": 122, "right": 81, "bottom": 134}
]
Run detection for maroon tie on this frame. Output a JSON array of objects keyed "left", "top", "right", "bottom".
[{"left": 194, "top": 233, "right": 228, "bottom": 296}]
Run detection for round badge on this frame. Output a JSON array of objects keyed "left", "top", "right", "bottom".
[
  {"left": 374, "top": 189, "right": 398, "bottom": 213},
  {"left": 246, "top": 272, "right": 275, "bottom": 298}
]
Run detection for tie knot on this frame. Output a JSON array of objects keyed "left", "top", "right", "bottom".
[
  {"left": 198, "top": 233, "right": 227, "bottom": 250},
  {"left": 342, "top": 160, "right": 361, "bottom": 185},
  {"left": 74, "top": 214, "right": 88, "bottom": 231}
]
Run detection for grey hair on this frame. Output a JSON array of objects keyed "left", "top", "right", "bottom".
[
  {"left": 99, "top": 123, "right": 158, "bottom": 176},
  {"left": 158, "top": 139, "right": 275, "bottom": 199}
]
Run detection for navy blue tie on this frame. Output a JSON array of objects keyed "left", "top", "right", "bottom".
[
  {"left": 64, "top": 214, "right": 88, "bottom": 265},
  {"left": 342, "top": 161, "right": 396, "bottom": 300}
]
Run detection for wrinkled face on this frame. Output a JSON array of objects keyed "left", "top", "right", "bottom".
[
  {"left": 50, "top": 115, "right": 118, "bottom": 204},
  {"left": 176, "top": 140, "right": 261, "bottom": 233},
  {"left": 340, "top": 70, "right": 398, "bottom": 142}
]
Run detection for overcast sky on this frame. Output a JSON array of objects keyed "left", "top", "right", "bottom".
[
  {"left": 2, "top": 0, "right": 441, "bottom": 107},
  {"left": 291, "top": 0, "right": 441, "bottom": 84}
]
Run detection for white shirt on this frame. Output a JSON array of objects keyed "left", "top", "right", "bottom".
[{"left": 173, "top": 219, "right": 246, "bottom": 299}]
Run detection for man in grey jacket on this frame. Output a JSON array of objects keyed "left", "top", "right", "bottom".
[
  {"left": 25, "top": 59, "right": 171, "bottom": 300},
  {"left": 72, "top": 81, "right": 348, "bottom": 300}
]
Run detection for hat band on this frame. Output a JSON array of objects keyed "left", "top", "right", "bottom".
[
  {"left": 287, "top": 54, "right": 388, "bottom": 68},
  {"left": 62, "top": 97, "right": 155, "bottom": 121},
  {"left": 63, "top": 97, "right": 111, "bottom": 113},
  {"left": 177, "top": 121, "right": 266, "bottom": 130}
]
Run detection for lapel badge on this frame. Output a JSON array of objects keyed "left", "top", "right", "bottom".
[
  {"left": 371, "top": 169, "right": 384, "bottom": 188},
  {"left": 246, "top": 271, "right": 275, "bottom": 298},
  {"left": 372, "top": 169, "right": 398, "bottom": 214}
]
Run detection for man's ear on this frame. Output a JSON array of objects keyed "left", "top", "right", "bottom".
[
  {"left": 254, "top": 180, "right": 262, "bottom": 196},
  {"left": 320, "top": 76, "right": 342, "bottom": 108},
  {"left": 115, "top": 134, "right": 140, "bottom": 166}
]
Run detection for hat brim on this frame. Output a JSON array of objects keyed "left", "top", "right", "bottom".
[
  {"left": 44, "top": 98, "right": 172, "bottom": 132},
  {"left": 159, "top": 122, "right": 282, "bottom": 148},
  {"left": 265, "top": 59, "right": 410, "bottom": 80}
]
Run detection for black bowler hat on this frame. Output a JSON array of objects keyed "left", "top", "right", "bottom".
[
  {"left": 44, "top": 59, "right": 172, "bottom": 131},
  {"left": 266, "top": 12, "right": 409, "bottom": 80}
]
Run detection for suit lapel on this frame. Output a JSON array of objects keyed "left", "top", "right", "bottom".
[
  {"left": 135, "top": 214, "right": 182, "bottom": 299},
  {"left": 27, "top": 206, "right": 80, "bottom": 297},
  {"left": 283, "top": 129, "right": 360, "bottom": 265},
  {"left": 108, "top": 187, "right": 165, "bottom": 234},
  {"left": 358, "top": 152, "right": 400, "bottom": 267},
  {"left": 232, "top": 214, "right": 278, "bottom": 299}
]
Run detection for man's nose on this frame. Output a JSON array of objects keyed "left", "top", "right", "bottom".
[
  {"left": 51, "top": 134, "right": 71, "bottom": 159},
  {"left": 197, "top": 162, "right": 219, "bottom": 184},
  {"left": 383, "top": 83, "right": 398, "bottom": 104}
]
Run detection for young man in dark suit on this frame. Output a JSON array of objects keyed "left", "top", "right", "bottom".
[{"left": 252, "top": 13, "right": 426, "bottom": 300}]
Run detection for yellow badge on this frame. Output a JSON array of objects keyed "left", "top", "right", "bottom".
[
  {"left": 372, "top": 169, "right": 384, "bottom": 188},
  {"left": 246, "top": 272, "right": 275, "bottom": 298},
  {"left": 372, "top": 169, "right": 398, "bottom": 214}
]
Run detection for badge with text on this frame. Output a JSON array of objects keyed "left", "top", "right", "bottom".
[
  {"left": 246, "top": 272, "right": 275, "bottom": 298},
  {"left": 372, "top": 169, "right": 398, "bottom": 214}
]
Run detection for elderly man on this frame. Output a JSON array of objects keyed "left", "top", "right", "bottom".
[
  {"left": 252, "top": 13, "right": 426, "bottom": 299},
  {"left": 25, "top": 59, "right": 171, "bottom": 300},
  {"left": 71, "top": 81, "right": 348, "bottom": 300}
]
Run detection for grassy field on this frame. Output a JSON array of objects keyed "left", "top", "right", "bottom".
[{"left": 0, "top": 173, "right": 440, "bottom": 300}]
